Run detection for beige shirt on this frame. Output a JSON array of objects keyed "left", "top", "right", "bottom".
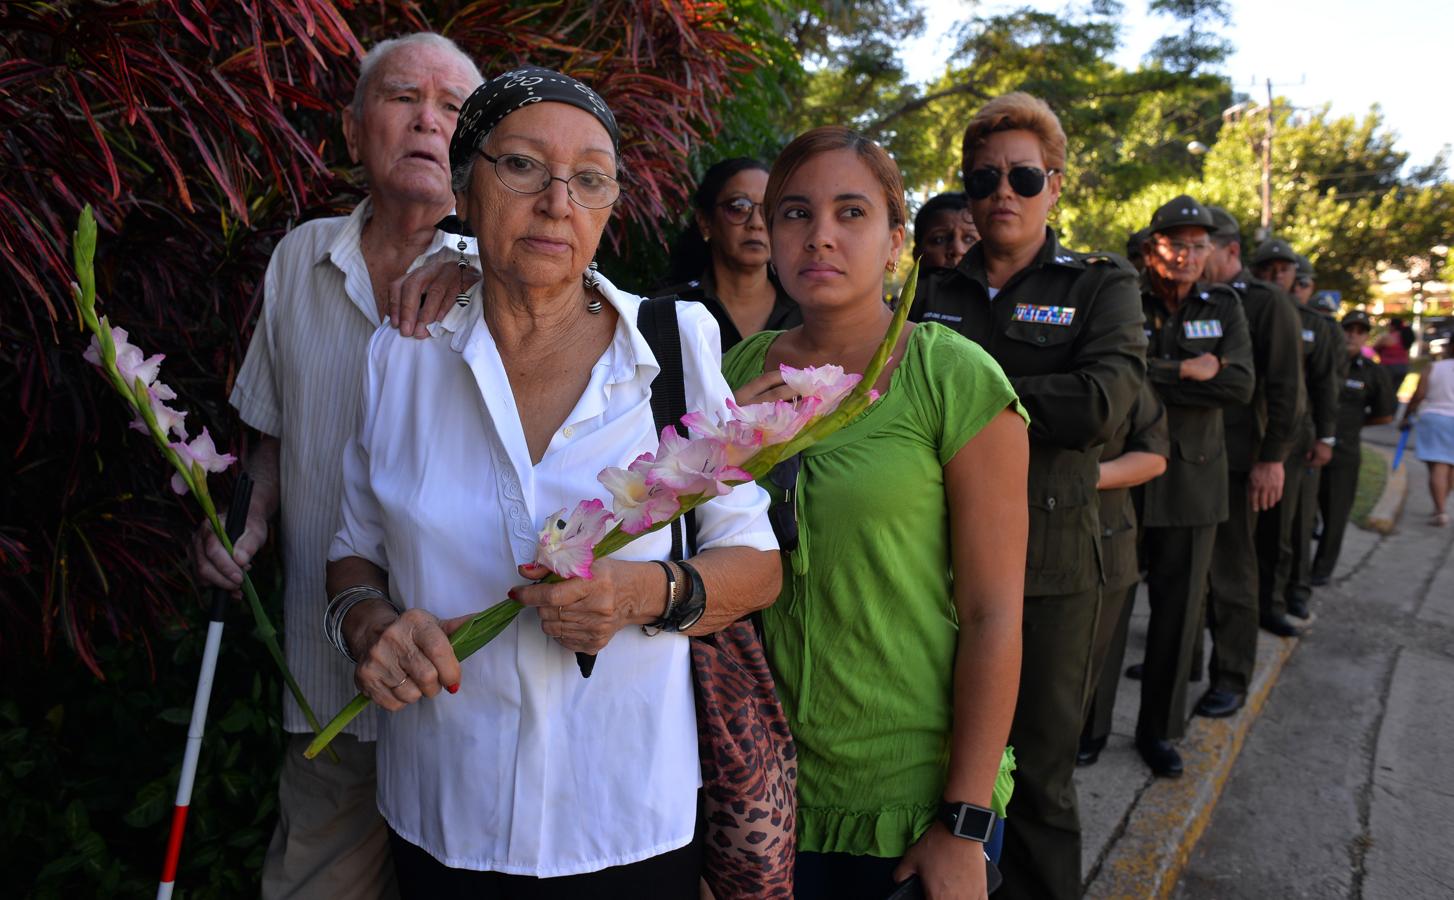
[{"left": 231, "top": 198, "right": 463, "bottom": 739}]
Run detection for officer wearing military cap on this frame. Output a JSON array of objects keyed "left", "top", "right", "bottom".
[
  {"left": 908, "top": 92, "right": 1147, "bottom": 900},
  {"left": 1312, "top": 310, "right": 1395, "bottom": 581},
  {"left": 1251, "top": 237, "right": 1341, "bottom": 631},
  {"left": 1135, "top": 194, "right": 1254, "bottom": 776},
  {"left": 1251, "top": 237, "right": 1299, "bottom": 291},
  {"left": 1192, "top": 206, "right": 1305, "bottom": 718},
  {"left": 1285, "top": 254, "right": 1346, "bottom": 614},
  {"left": 1290, "top": 254, "right": 1316, "bottom": 306}
]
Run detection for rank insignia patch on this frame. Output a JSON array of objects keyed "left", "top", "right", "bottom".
[
  {"left": 1183, "top": 319, "right": 1223, "bottom": 339},
  {"left": 1013, "top": 304, "right": 1075, "bottom": 326}
]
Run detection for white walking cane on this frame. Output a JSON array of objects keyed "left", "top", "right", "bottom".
[{"left": 157, "top": 473, "right": 253, "bottom": 899}]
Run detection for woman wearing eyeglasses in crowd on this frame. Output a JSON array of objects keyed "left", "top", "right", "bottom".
[
  {"left": 656, "top": 157, "right": 801, "bottom": 351},
  {"left": 909, "top": 92, "right": 1147, "bottom": 900},
  {"left": 326, "top": 67, "right": 781, "bottom": 897},
  {"left": 913, "top": 191, "right": 979, "bottom": 271}
]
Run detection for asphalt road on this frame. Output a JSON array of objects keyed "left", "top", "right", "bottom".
[{"left": 1174, "top": 424, "right": 1454, "bottom": 899}]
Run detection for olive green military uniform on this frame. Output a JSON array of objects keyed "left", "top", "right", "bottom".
[
  {"left": 1286, "top": 307, "right": 1347, "bottom": 607},
  {"left": 1139, "top": 278, "right": 1255, "bottom": 740},
  {"left": 1256, "top": 304, "right": 1340, "bottom": 618},
  {"left": 910, "top": 228, "right": 1146, "bottom": 900},
  {"left": 1314, "top": 349, "right": 1395, "bottom": 578},
  {"left": 1085, "top": 381, "right": 1169, "bottom": 744},
  {"left": 1204, "top": 269, "right": 1304, "bottom": 694},
  {"left": 651, "top": 269, "right": 801, "bottom": 352}
]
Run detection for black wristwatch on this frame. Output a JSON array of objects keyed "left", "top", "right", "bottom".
[
  {"left": 938, "top": 801, "right": 995, "bottom": 843},
  {"left": 661, "top": 560, "right": 706, "bottom": 632}
]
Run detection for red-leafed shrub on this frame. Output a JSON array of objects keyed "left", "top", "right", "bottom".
[{"left": 0, "top": 1, "right": 784, "bottom": 892}]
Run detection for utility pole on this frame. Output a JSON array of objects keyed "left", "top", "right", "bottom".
[{"left": 1259, "top": 77, "right": 1273, "bottom": 243}]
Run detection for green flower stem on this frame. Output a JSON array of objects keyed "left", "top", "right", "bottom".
[
  {"left": 305, "top": 598, "right": 525, "bottom": 759},
  {"left": 70, "top": 205, "right": 331, "bottom": 759},
  {"left": 303, "top": 260, "right": 924, "bottom": 761}
]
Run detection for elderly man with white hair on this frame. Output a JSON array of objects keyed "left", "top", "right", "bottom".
[{"left": 191, "top": 32, "right": 482, "bottom": 898}]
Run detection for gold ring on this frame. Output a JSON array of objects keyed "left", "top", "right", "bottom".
[{"left": 389, "top": 674, "right": 409, "bottom": 689}]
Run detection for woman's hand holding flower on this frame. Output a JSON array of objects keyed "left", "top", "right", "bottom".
[
  {"left": 511, "top": 560, "right": 665, "bottom": 654},
  {"left": 347, "top": 604, "right": 470, "bottom": 712}
]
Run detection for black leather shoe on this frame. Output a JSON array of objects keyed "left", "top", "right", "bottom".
[
  {"left": 1287, "top": 595, "right": 1310, "bottom": 619},
  {"left": 1260, "top": 613, "right": 1303, "bottom": 637},
  {"left": 1125, "top": 663, "right": 1144, "bottom": 680},
  {"left": 1077, "top": 734, "right": 1107, "bottom": 767},
  {"left": 1311, "top": 573, "right": 1330, "bottom": 587},
  {"left": 1135, "top": 736, "right": 1184, "bottom": 778},
  {"left": 1194, "top": 688, "right": 1245, "bottom": 718}
]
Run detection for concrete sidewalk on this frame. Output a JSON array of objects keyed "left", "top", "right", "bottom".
[{"left": 1074, "top": 435, "right": 1407, "bottom": 898}]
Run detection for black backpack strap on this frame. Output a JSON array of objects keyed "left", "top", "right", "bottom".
[{"left": 636, "top": 297, "right": 699, "bottom": 558}]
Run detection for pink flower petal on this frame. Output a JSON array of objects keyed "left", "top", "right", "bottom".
[
  {"left": 780, "top": 364, "right": 863, "bottom": 416},
  {"left": 534, "top": 499, "right": 616, "bottom": 579}
]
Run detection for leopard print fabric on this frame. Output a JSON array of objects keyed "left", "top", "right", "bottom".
[{"left": 692, "top": 619, "right": 797, "bottom": 899}]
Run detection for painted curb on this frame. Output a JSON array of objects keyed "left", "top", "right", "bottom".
[
  {"left": 1082, "top": 632, "right": 1300, "bottom": 900},
  {"left": 1365, "top": 445, "right": 1407, "bottom": 535}
]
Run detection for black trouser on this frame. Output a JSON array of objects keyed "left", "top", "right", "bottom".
[
  {"left": 1084, "top": 581, "right": 1138, "bottom": 744},
  {"left": 1287, "top": 463, "right": 1320, "bottom": 606},
  {"left": 1313, "top": 452, "right": 1360, "bottom": 579},
  {"left": 1256, "top": 456, "right": 1306, "bottom": 619},
  {"left": 1139, "top": 525, "right": 1217, "bottom": 741},
  {"left": 1206, "top": 470, "right": 1260, "bottom": 694},
  {"left": 998, "top": 588, "right": 1102, "bottom": 900},
  {"left": 389, "top": 809, "right": 703, "bottom": 900},
  {"left": 795, "top": 851, "right": 902, "bottom": 899}
]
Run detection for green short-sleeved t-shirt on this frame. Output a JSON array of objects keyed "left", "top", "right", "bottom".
[{"left": 722, "top": 322, "right": 1025, "bottom": 858}]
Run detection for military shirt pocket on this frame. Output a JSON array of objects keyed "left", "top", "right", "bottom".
[
  {"left": 1004, "top": 318, "right": 1079, "bottom": 350},
  {"left": 1025, "top": 473, "right": 1095, "bottom": 587},
  {"left": 1172, "top": 436, "right": 1224, "bottom": 467}
]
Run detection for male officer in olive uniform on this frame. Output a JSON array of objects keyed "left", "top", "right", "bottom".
[
  {"left": 910, "top": 215, "right": 1145, "bottom": 900},
  {"left": 1313, "top": 310, "right": 1396, "bottom": 580},
  {"left": 1252, "top": 238, "right": 1340, "bottom": 631},
  {"left": 1194, "top": 208, "right": 1305, "bottom": 718},
  {"left": 1136, "top": 196, "right": 1254, "bottom": 776}
]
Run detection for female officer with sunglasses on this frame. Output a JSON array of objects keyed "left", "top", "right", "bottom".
[
  {"left": 909, "top": 92, "right": 1147, "bottom": 900},
  {"left": 656, "top": 157, "right": 801, "bottom": 350}
]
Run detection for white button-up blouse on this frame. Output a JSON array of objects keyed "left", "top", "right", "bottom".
[{"left": 328, "top": 273, "right": 776, "bottom": 876}]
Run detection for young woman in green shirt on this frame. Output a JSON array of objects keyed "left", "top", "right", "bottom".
[{"left": 724, "top": 126, "right": 1029, "bottom": 900}]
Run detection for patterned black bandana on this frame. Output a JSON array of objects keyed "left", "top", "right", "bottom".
[{"left": 447, "top": 66, "right": 620, "bottom": 174}]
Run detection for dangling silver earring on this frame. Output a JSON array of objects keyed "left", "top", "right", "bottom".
[
  {"left": 584, "top": 261, "right": 603, "bottom": 314},
  {"left": 454, "top": 238, "right": 471, "bottom": 307}
]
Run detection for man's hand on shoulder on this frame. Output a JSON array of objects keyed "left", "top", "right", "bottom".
[{"left": 389, "top": 248, "right": 478, "bottom": 339}]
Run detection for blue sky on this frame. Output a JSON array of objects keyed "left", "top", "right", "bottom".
[{"left": 907, "top": 0, "right": 1451, "bottom": 168}]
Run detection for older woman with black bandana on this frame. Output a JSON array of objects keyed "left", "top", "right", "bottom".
[{"left": 325, "top": 67, "right": 780, "bottom": 897}]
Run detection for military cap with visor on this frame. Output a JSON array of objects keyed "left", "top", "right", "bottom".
[
  {"left": 1250, "top": 237, "right": 1298, "bottom": 266},
  {"left": 1148, "top": 194, "right": 1215, "bottom": 235},
  {"left": 1341, "top": 309, "right": 1372, "bottom": 330},
  {"left": 1206, "top": 205, "right": 1242, "bottom": 243}
]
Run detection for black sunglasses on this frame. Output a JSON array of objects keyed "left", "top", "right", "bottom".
[
  {"left": 765, "top": 455, "right": 800, "bottom": 554},
  {"left": 965, "top": 165, "right": 1059, "bottom": 200}
]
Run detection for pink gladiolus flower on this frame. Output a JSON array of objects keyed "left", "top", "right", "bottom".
[
  {"left": 133, "top": 387, "right": 188, "bottom": 440},
  {"left": 86, "top": 326, "right": 165, "bottom": 390},
  {"left": 681, "top": 410, "right": 766, "bottom": 465},
  {"left": 646, "top": 427, "right": 753, "bottom": 497},
  {"left": 780, "top": 364, "right": 863, "bottom": 416},
  {"left": 599, "top": 457, "right": 681, "bottom": 535},
  {"left": 534, "top": 499, "right": 617, "bottom": 579},
  {"left": 168, "top": 428, "right": 237, "bottom": 495},
  {"left": 724, "top": 396, "right": 823, "bottom": 447}
]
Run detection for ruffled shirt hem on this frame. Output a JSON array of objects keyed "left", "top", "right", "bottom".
[{"left": 798, "top": 802, "right": 936, "bottom": 858}]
